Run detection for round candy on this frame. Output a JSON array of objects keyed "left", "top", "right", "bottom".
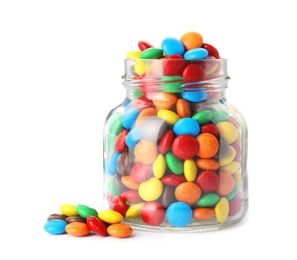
[
  {"left": 107, "top": 223, "right": 133, "bottom": 238},
  {"left": 166, "top": 202, "right": 192, "bottom": 227},
  {"left": 175, "top": 182, "right": 201, "bottom": 205},
  {"left": 134, "top": 139, "right": 158, "bottom": 164},
  {"left": 180, "top": 31, "right": 203, "bottom": 50},
  {"left": 161, "top": 37, "right": 185, "bottom": 56},
  {"left": 130, "top": 162, "right": 152, "bottom": 183},
  {"left": 161, "top": 173, "right": 186, "bottom": 186},
  {"left": 193, "top": 207, "right": 215, "bottom": 221},
  {"left": 172, "top": 134, "right": 198, "bottom": 160},
  {"left": 59, "top": 203, "right": 77, "bottom": 217},
  {"left": 110, "top": 195, "right": 129, "bottom": 217},
  {"left": 65, "top": 222, "right": 90, "bottom": 237},
  {"left": 76, "top": 204, "right": 98, "bottom": 219},
  {"left": 215, "top": 197, "right": 229, "bottom": 223},
  {"left": 165, "top": 152, "right": 183, "bottom": 174},
  {"left": 196, "top": 193, "right": 220, "bottom": 207},
  {"left": 153, "top": 154, "right": 166, "bottom": 179},
  {"left": 184, "top": 48, "right": 209, "bottom": 60},
  {"left": 182, "top": 63, "right": 206, "bottom": 84},
  {"left": 140, "top": 201, "right": 165, "bottom": 226},
  {"left": 176, "top": 98, "right": 191, "bottom": 118},
  {"left": 182, "top": 90, "right": 207, "bottom": 102},
  {"left": 138, "top": 177, "right": 163, "bottom": 201},
  {"left": 215, "top": 171, "right": 235, "bottom": 196},
  {"left": 184, "top": 159, "right": 197, "bottom": 182},
  {"left": 196, "top": 170, "right": 219, "bottom": 193},
  {"left": 159, "top": 130, "right": 175, "bottom": 154},
  {"left": 86, "top": 216, "right": 108, "bottom": 237},
  {"left": 98, "top": 210, "right": 124, "bottom": 224},
  {"left": 196, "top": 133, "right": 219, "bottom": 158},
  {"left": 202, "top": 43, "right": 220, "bottom": 59},
  {"left": 138, "top": 41, "right": 153, "bottom": 51},
  {"left": 139, "top": 47, "right": 164, "bottom": 59},
  {"left": 44, "top": 219, "right": 67, "bottom": 235},
  {"left": 216, "top": 121, "right": 239, "bottom": 144},
  {"left": 173, "top": 118, "right": 200, "bottom": 137},
  {"left": 163, "top": 54, "right": 186, "bottom": 76}
]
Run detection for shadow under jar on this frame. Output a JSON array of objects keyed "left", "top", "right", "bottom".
[{"left": 103, "top": 58, "right": 248, "bottom": 232}]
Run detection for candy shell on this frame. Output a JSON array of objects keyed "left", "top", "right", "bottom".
[
  {"left": 86, "top": 216, "right": 108, "bottom": 237},
  {"left": 44, "top": 219, "right": 67, "bottom": 235},
  {"left": 107, "top": 223, "right": 133, "bottom": 238},
  {"left": 166, "top": 202, "right": 192, "bottom": 227},
  {"left": 140, "top": 201, "right": 165, "bottom": 226},
  {"left": 65, "top": 222, "right": 90, "bottom": 237}
]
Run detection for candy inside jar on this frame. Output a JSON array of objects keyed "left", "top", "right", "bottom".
[{"left": 103, "top": 32, "right": 248, "bottom": 232}]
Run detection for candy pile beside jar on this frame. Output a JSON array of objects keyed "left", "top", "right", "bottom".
[{"left": 103, "top": 31, "right": 248, "bottom": 232}]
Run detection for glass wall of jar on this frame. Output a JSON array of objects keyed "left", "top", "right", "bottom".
[{"left": 103, "top": 58, "right": 248, "bottom": 232}]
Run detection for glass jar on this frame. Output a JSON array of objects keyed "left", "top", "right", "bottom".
[{"left": 103, "top": 58, "right": 248, "bottom": 232}]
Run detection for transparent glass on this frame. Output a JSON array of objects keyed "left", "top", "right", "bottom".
[{"left": 103, "top": 58, "right": 248, "bottom": 232}]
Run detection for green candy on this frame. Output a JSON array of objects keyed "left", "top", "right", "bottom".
[
  {"left": 107, "top": 177, "right": 120, "bottom": 196},
  {"left": 212, "top": 110, "right": 228, "bottom": 123},
  {"left": 139, "top": 48, "right": 164, "bottom": 59},
  {"left": 192, "top": 109, "right": 213, "bottom": 125},
  {"left": 165, "top": 152, "right": 183, "bottom": 175},
  {"left": 226, "top": 183, "right": 238, "bottom": 201},
  {"left": 161, "top": 76, "right": 183, "bottom": 93},
  {"left": 196, "top": 193, "right": 220, "bottom": 207},
  {"left": 76, "top": 204, "right": 98, "bottom": 219},
  {"left": 106, "top": 112, "right": 123, "bottom": 135},
  {"left": 104, "top": 134, "right": 116, "bottom": 153}
]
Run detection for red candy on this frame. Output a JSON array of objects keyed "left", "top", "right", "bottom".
[
  {"left": 140, "top": 201, "right": 165, "bottom": 226},
  {"left": 130, "top": 162, "right": 152, "bottom": 183},
  {"left": 86, "top": 216, "right": 108, "bottom": 237},
  {"left": 161, "top": 173, "right": 186, "bottom": 186},
  {"left": 202, "top": 43, "right": 220, "bottom": 59},
  {"left": 163, "top": 54, "right": 186, "bottom": 76},
  {"left": 172, "top": 134, "right": 198, "bottom": 159},
  {"left": 195, "top": 170, "right": 220, "bottom": 193},
  {"left": 182, "top": 63, "right": 206, "bottom": 85},
  {"left": 200, "top": 123, "right": 220, "bottom": 137},
  {"left": 110, "top": 195, "right": 129, "bottom": 217},
  {"left": 114, "top": 129, "right": 129, "bottom": 153},
  {"left": 138, "top": 41, "right": 154, "bottom": 51},
  {"left": 159, "top": 130, "right": 175, "bottom": 154},
  {"left": 121, "top": 190, "right": 142, "bottom": 203},
  {"left": 132, "top": 96, "right": 153, "bottom": 110}
]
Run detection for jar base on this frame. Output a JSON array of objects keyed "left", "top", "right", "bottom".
[{"left": 123, "top": 199, "right": 248, "bottom": 233}]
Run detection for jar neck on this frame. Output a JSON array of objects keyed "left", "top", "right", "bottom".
[{"left": 122, "top": 58, "right": 230, "bottom": 104}]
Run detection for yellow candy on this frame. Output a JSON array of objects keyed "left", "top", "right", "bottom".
[
  {"left": 153, "top": 154, "right": 166, "bottom": 179},
  {"left": 215, "top": 197, "right": 229, "bottom": 223},
  {"left": 59, "top": 203, "right": 77, "bottom": 217},
  {"left": 222, "top": 161, "right": 241, "bottom": 174},
  {"left": 216, "top": 121, "right": 239, "bottom": 144},
  {"left": 138, "top": 177, "right": 163, "bottom": 201},
  {"left": 125, "top": 202, "right": 145, "bottom": 218},
  {"left": 98, "top": 210, "right": 123, "bottom": 224},
  {"left": 126, "top": 50, "right": 141, "bottom": 59},
  {"left": 134, "top": 60, "right": 147, "bottom": 75},
  {"left": 233, "top": 170, "right": 242, "bottom": 189},
  {"left": 219, "top": 145, "right": 236, "bottom": 166},
  {"left": 157, "top": 110, "right": 180, "bottom": 125},
  {"left": 184, "top": 159, "right": 197, "bottom": 182}
]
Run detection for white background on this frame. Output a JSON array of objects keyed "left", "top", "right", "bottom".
[{"left": 1, "top": 0, "right": 296, "bottom": 259}]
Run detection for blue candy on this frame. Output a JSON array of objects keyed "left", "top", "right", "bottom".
[
  {"left": 122, "top": 108, "right": 140, "bottom": 130},
  {"left": 173, "top": 118, "right": 200, "bottom": 137},
  {"left": 125, "top": 127, "right": 142, "bottom": 148},
  {"left": 184, "top": 48, "right": 208, "bottom": 60},
  {"left": 44, "top": 219, "right": 67, "bottom": 235},
  {"left": 182, "top": 91, "right": 207, "bottom": 102},
  {"left": 166, "top": 202, "right": 192, "bottom": 227},
  {"left": 161, "top": 37, "right": 185, "bottom": 56}
]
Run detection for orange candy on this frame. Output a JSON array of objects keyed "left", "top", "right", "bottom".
[
  {"left": 135, "top": 107, "right": 157, "bottom": 127},
  {"left": 215, "top": 171, "right": 235, "bottom": 196},
  {"left": 196, "top": 158, "right": 220, "bottom": 170},
  {"left": 176, "top": 98, "right": 191, "bottom": 118},
  {"left": 175, "top": 182, "right": 201, "bottom": 205},
  {"left": 180, "top": 31, "right": 204, "bottom": 50},
  {"left": 65, "top": 222, "right": 90, "bottom": 237},
  {"left": 107, "top": 223, "right": 133, "bottom": 238},
  {"left": 196, "top": 133, "right": 219, "bottom": 158},
  {"left": 193, "top": 207, "right": 215, "bottom": 221},
  {"left": 134, "top": 139, "right": 158, "bottom": 164},
  {"left": 152, "top": 92, "right": 178, "bottom": 110},
  {"left": 121, "top": 176, "right": 140, "bottom": 190}
]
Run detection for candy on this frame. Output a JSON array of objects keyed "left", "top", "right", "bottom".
[
  {"left": 44, "top": 219, "right": 67, "bottom": 235},
  {"left": 180, "top": 31, "right": 203, "bottom": 50},
  {"left": 59, "top": 203, "right": 77, "bottom": 217},
  {"left": 107, "top": 223, "right": 133, "bottom": 238},
  {"left": 140, "top": 201, "right": 166, "bottom": 226},
  {"left": 65, "top": 222, "right": 90, "bottom": 237},
  {"left": 166, "top": 202, "right": 192, "bottom": 227},
  {"left": 76, "top": 204, "right": 98, "bottom": 219},
  {"left": 98, "top": 210, "right": 124, "bottom": 224},
  {"left": 102, "top": 31, "right": 247, "bottom": 230},
  {"left": 86, "top": 216, "right": 108, "bottom": 236}
]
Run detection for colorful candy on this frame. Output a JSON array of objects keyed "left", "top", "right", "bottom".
[
  {"left": 102, "top": 31, "right": 248, "bottom": 231},
  {"left": 44, "top": 204, "right": 133, "bottom": 238}
]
